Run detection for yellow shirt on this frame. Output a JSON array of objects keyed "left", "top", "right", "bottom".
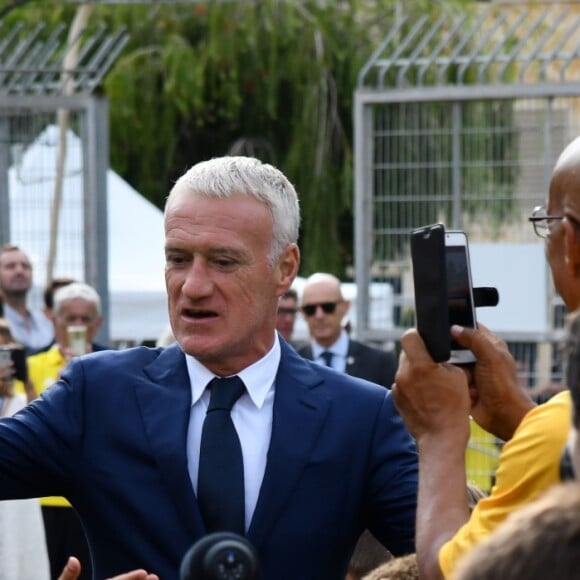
[
  {"left": 439, "top": 390, "right": 571, "bottom": 578},
  {"left": 23, "top": 345, "right": 71, "bottom": 508}
]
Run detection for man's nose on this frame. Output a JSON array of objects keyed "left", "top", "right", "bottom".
[{"left": 182, "top": 261, "right": 213, "bottom": 298}]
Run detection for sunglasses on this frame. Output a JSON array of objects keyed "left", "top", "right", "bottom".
[{"left": 301, "top": 302, "right": 340, "bottom": 317}]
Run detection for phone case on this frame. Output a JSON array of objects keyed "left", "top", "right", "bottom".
[{"left": 410, "top": 223, "right": 451, "bottom": 362}]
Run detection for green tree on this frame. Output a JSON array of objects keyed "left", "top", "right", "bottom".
[{"left": 7, "top": 0, "right": 475, "bottom": 276}]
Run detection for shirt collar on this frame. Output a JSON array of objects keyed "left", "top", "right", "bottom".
[
  {"left": 312, "top": 329, "right": 349, "bottom": 359},
  {"left": 185, "top": 333, "right": 281, "bottom": 409}
]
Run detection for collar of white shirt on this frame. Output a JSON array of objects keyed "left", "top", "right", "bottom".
[
  {"left": 311, "top": 329, "right": 349, "bottom": 362},
  {"left": 184, "top": 333, "right": 281, "bottom": 408}
]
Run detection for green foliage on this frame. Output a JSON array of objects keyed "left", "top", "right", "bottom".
[{"left": 9, "top": 0, "right": 482, "bottom": 277}]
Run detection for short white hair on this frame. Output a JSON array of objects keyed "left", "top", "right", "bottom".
[
  {"left": 166, "top": 156, "right": 301, "bottom": 265},
  {"left": 53, "top": 282, "right": 101, "bottom": 316}
]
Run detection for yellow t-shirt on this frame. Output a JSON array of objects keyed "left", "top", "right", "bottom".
[
  {"left": 439, "top": 390, "right": 572, "bottom": 578},
  {"left": 21, "top": 346, "right": 71, "bottom": 508}
]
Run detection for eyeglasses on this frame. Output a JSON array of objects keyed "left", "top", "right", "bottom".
[
  {"left": 277, "top": 307, "right": 298, "bottom": 317},
  {"left": 301, "top": 302, "right": 340, "bottom": 317},
  {"left": 529, "top": 205, "right": 565, "bottom": 239}
]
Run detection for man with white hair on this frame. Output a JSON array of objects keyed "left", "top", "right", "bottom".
[{"left": 0, "top": 157, "right": 417, "bottom": 579}]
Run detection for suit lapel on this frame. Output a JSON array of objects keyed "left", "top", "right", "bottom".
[
  {"left": 248, "top": 343, "right": 331, "bottom": 549},
  {"left": 137, "top": 344, "right": 205, "bottom": 537}
]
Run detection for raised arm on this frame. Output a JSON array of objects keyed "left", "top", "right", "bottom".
[{"left": 392, "top": 329, "right": 471, "bottom": 580}]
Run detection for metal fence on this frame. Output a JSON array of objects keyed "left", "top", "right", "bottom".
[
  {"left": 354, "top": 3, "right": 580, "bottom": 386},
  {"left": 0, "top": 21, "right": 128, "bottom": 343}
]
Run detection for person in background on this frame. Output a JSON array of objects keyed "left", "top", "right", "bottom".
[
  {"left": 0, "top": 317, "right": 50, "bottom": 580},
  {"left": 298, "top": 272, "right": 396, "bottom": 388},
  {"left": 392, "top": 134, "right": 580, "bottom": 579},
  {"left": 0, "top": 156, "right": 418, "bottom": 579},
  {"left": 0, "top": 244, "right": 53, "bottom": 354},
  {"left": 276, "top": 287, "right": 299, "bottom": 345},
  {"left": 24, "top": 282, "right": 103, "bottom": 580},
  {"left": 41, "top": 277, "right": 108, "bottom": 354},
  {"left": 43, "top": 277, "right": 77, "bottom": 319}
]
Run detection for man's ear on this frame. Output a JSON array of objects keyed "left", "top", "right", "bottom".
[
  {"left": 275, "top": 243, "right": 300, "bottom": 296},
  {"left": 564, "top": 218, "right": 580, "bottom": 276}
]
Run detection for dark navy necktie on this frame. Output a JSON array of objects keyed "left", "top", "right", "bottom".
[
  {"left": 320, "top": 350, "right": 334, "bottom": 367},
  {"left": 198, "top": 376, "right": 246, "bottom": 535}
]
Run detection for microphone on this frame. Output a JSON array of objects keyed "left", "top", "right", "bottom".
[{"left": 180, "top": 532, "right": 260, "bottom": 580}]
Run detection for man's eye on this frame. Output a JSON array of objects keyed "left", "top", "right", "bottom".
[
  {"left": 214, "top": 258, "right": 236, "bottom": 268},
  {"left": 167, "top": 255, "right": 186, "bottom": 265}
]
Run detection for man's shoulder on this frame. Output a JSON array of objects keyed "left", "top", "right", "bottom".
[
  {"left": 348, "top": 338, "right": 395, "bottom": 360},
  {"left": 85, "top": 344, "right": 173, "bottom": 366},
  {"left": 513, "top": 390, "right": 571, "bottom": 441}
]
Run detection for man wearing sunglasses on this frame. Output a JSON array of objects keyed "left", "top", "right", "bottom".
[
  {"left": 297, "top": 272, "right": 396, "bottom": 388},
  {"left": 392, "top": 135, "right": 580, "bottom": 580}
]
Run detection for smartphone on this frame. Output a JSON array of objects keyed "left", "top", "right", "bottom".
[
  {"left": 411, "top": 224, "right": 477, "bottom": 364},
  {"left": 411, "top": 223, "right": 450, "bottom": 362},
  {"left": 0, "top": 345, "right": 28, "bottom": 382},
  {"left": 445, "top": 230, "right": 477, "bottom": 364}
]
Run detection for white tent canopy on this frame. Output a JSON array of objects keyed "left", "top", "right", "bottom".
[{"left": 9, "top": 125, "right": 169, "bottom": 343}]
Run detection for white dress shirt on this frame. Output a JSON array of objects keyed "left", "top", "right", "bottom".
[
  {"left": 186, "top": 335, "right": 279, "bottom": 532},
  {"left": 3, "top": 304, "right": 54, "bottom": 353},
  {"left": 311, "top": 329, "right": 349, "bottom": 373}
]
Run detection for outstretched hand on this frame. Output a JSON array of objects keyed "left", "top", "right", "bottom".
[{"left": 58, "top": 557, "right": 160, "bottom": 580}]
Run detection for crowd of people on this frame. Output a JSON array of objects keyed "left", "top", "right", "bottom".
[{"left": 0, "top": 141, "right": 580, "bottom": 579}]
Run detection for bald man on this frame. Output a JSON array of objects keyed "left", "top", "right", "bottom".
[{"left": 297, "top": 273, "right": 396, "bottom": 388}]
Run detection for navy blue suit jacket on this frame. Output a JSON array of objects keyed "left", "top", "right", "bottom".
[
  {"left": 0, "top": 340, "right": 417, "bottom": 579},
  {"left": 298, "top": 339, "right": 397, "bottom": 388}
]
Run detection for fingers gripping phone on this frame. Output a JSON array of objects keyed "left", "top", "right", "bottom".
[{"left": 411, "top": 224, "right": 477, "bottom": 364}]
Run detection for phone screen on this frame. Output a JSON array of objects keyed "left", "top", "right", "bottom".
[
  {"left": 445, "top": 231, "right": 476, "bottom": 364},
  {"left": 445, "top": 240, "right": 476, "bottom": 355}
]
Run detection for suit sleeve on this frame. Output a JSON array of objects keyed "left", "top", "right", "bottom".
[
  {"left": 0, "top": 359, "right": 86, "bottom": 500},
  {"left": 366, "top": 390, "right": 418, "bottom": 556}
]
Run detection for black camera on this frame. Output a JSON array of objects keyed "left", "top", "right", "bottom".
[{"left": 180, "top": 532, "right": 260, "bottom": 580}]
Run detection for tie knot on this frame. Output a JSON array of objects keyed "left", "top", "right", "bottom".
[
  {"left": 320, "top": 351, "right": 334, "bottom": 367},
  {"left": 207, "top": 376, "right": 246, "bottom": 412}
]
